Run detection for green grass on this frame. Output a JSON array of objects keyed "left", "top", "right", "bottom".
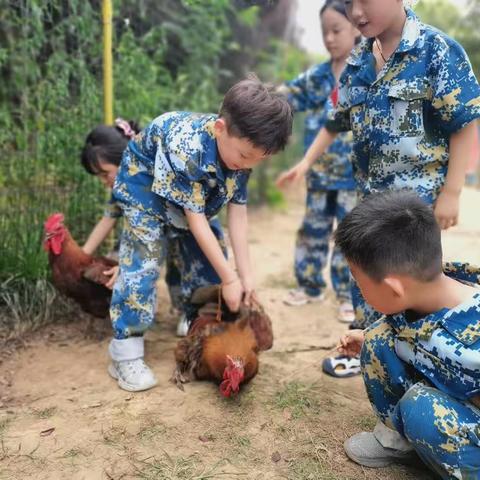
[
  {"left": 273, "top": 381, "right": 320, "bottom": 419},
  {"left": 61, "top": 447, "right": 88, "bottom": 459},
  {"left": 132, "top": 453, "right": 243, "bottom": 480},
  {"left": 354, "top": 415, "right": 377, "bottom": 432},
  {"left": 32, "top": 407, "right": 57, "bottom": 419},
  {"left": 0, "top": 416, "right": 13, "bottom": 439},
  {"left": 137, "top": 423, "right": 168, "bottom": 442}
]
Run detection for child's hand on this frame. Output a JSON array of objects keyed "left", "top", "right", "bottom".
[
  {"left": 276, "top": 159, "right": 309, "bottom": 189},
  {"left": 434, "top": 190, "right": 460, "bottom": 230},
  {"left": 104, "top": 266, "right": 119, "bottom": 289},
  {"left": 241, "top": 274, "right": 257, "bottom": 307},
  {"left": 337, "top": 329, "right": 365, "bottom": 357},
  {"left": 222, "top": 277, "right": 243, "bottom": 312}
]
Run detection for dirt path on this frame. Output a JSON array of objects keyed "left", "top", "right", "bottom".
[{"left": 1, "top": 188, "right": 479, "bottom": 480}]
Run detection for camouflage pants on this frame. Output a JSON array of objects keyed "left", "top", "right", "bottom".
[
  {"left": 362, "top": 321, "right": 480, "bottom": 479},
  {"left": 110, "top": 208, "right": 226, "bottom": 339},
  {"left": 164, "top": 216, "right": 223, "bottom": 313},
  {"left": 295, "top": 189, "right": 356, "bottom": 300}
]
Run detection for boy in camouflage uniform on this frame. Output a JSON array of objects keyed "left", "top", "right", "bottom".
[
  {"left": 278, "top": 3, "right": 480, "bottom": 339},
  {"left": 108, "top": 77, "right": 292, "bottom": 392},
  {"left": 336, "top": 192, "right": 480, "bottom": 479}
]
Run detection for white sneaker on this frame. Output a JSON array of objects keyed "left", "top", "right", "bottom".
[
  {"left": 338, "top": 302, "right": 355, "bottom": 323},
  {"left": 283, "top": 288, "right": 325, "bottom": 306},
  {"left": 108, "top": 358, "right": 158, "bottom": 392},
  {"left": 176, "top": 314, "right": 190, "bottom": 337}
]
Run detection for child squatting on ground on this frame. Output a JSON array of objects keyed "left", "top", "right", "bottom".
[
  {"left": 107, "top": 76, "right": 293, "bottom": 392},
  {"left": 335, "top": 191, "right": 480, "bottom": 479},
  {"left": 277, "top": 0, "right": 480, "bottom": 376},
  {"left": 80, "top": 118, "right": 225, "bottom": 337},
  {"left": 279, "top": 0, "right": 359, "bottom": 324}
]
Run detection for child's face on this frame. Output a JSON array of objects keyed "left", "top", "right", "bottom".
[
  {"left": 96, "top": 161, "right": 118, "bottom": 189},
  {"left": 343, "top": 0, "right": 404, "bottom": 39},
  {"left": 349, "top": 262, "right": 408, "bottom": 315},
  {"left": 214, "top": 119, "right": 269, "bottom": 170},
  {"left": 321, "top": 8, "right": 358, "bottom": 61}
]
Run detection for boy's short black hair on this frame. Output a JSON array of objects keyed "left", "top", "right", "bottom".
[
  {"left": 219, "top": 74, "right": 293, "bottom": 154},
  {"left": 335, "top": 191, "right": 443, "bottom": 282}
]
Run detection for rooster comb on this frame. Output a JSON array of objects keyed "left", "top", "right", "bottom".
[{"left": 44, "top": 213, "right": 65, "bottom": 232}]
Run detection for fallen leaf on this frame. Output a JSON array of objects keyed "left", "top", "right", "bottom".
[{"left": 271, "top": 451, "right": 281, "bottom": 463}]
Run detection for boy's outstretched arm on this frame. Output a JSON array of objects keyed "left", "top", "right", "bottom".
[
  {"left": 82, "top": 216, "right": 117, "bottom": 255},
  {"left": 185, "top": 209, "right": 243, "bottom": 312},
  {"left": 276, "top": 127, "right": 338, "bottom": 188},
  {"left": 227, "top": 203, "right": 256, "bottom": 306},
  {"left": 434, "top": 120, "right": 477, "bottom": 230}
]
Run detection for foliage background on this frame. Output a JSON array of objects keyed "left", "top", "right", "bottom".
[{"left": 0, "top": 0, "right": 478, "bottom": 335}]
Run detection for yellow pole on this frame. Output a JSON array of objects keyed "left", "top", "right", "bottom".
[{"left": 102, "top": 0, "right": 113, "bottom": 124}]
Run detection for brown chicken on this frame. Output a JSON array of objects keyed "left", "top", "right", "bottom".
[
  {"left": 43, "top": 213, "right": 117, "bottom": 318},
  {"left": 172, "top": 287, "right": 273, "bottom": 398}
]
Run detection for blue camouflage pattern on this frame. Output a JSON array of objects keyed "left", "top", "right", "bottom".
[
  {"left": 284, "top": 61, "right": 356, "bottom": 191},
  {"left": 326, "top": 8, "right": 480, "bottom": 203},
  {"left": 110, "top": 214, "right": 226, "bottom": 339},
  {"left": 295, "top": 189, "right": 356, "bottom": 300},
  {"left": 361, "top": 263, "right": 480, "bottom": 479},
  {"left": 110, "top": 112, "right": 248, "bottom": 338},
  {"left": 102, "top": 192, "right": 224, "bottom": 315},
  {"left": 113, "top": 112, "right": 250, "bottom": 230}
]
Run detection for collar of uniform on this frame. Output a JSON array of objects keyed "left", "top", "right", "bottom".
[
  {"left": 396, "top": 8, "right": 423, "bottom": 53},
  {"left": 440, "top": 292, "right": 480, "bottom": 346},
  {"left": 346, "top": 39, "right": 368, "bottom": 67},
  {"left": 192, "top": 116, "right": 227, "bottom": 184},
  {"left": 387, "top": 310, "right": 444, "bottom": 341},
  {"left": 346, "top": 8, "right": 422, "bottom": 68}
]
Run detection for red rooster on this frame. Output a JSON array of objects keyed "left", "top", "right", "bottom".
[
  {"left": 172, "top": 287, "right": 273, "bottom": 398},
  {"left": 43, "top": 213, "right": 117, "bottom": 318}
]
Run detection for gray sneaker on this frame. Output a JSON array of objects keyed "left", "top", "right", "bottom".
[
  {"left": 344, "top": 432, "right": 418, "bottom": 468},
  {"left": 108, "top": 358, "right": 158, "bottom": 392}
]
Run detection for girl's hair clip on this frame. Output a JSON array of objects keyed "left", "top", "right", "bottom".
[{"left": 115, "top": 117, "right": 136, "bottom": 139}]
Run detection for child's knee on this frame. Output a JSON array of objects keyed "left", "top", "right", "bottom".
[{"left": 397, "top": 384, "right": 442, "bottom": 443}]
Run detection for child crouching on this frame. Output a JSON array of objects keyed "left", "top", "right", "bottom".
[{"left": 335, "top": 191, "right": 480, "bottom": 479}]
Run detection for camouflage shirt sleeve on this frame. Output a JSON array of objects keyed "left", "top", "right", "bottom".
[
  {"left": 283, "top": 65, "right": 326, "bottom": 113},
  {"left": 229, "top": 171, "right": 250, "bottom": 205},
  {"left": 103, "top": 193, "right": 123, "bottom": 219},
  {"left": 430, "top": 38, "right": 480, "bottom": 134}
]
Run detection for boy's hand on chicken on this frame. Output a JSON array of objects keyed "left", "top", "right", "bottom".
[
  {"left": 337, "top": 329, "right": 365, "bottom": 357},
  {"left": 240, "top": 274, "right": 257, "bottom": 306},
  {"left": 104, "top": 265, "right": 119, "bottom": 289},
  {"left": 221, "top": 277, "right": 243, "bottom": 312}
]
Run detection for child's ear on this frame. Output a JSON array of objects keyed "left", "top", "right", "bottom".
[
  {"left": 382, "top": 276, "right": 405, "bottom": 298},
  {"left": 214, "top": 118, "right": 227, "bottom": 135}
]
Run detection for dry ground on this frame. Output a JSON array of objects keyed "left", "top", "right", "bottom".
[{"left": 1, "top": 188, "right": 479, "bottom": 480}]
